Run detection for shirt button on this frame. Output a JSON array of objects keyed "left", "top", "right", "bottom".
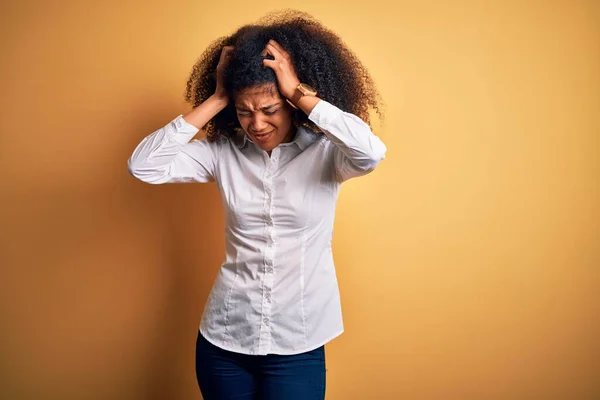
[
  {"left": 263, "top": 317, "right": 270, "bottom": 325},
  {"left": 267, "top": 267, "right": 273, "bottom": 273}
]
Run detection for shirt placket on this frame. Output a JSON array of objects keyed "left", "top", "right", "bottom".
[{"left": 258, "top": 148, "right": 280, "bottom": 354}]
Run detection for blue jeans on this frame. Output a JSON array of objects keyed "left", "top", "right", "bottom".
[{"left": 195, "top": 330, "right": 326, "bottom": 400}]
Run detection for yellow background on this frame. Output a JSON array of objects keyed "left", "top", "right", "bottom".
[{"left": 1, "top": 1, "right": 598, "bottom": 399}]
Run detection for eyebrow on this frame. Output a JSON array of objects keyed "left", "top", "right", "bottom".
[{"left": 235, "top": 103, "right": 280, "bottom": 112}]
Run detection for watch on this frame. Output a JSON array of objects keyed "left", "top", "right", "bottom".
[{"left": 285, "top": 83, "right": 318, "bottom": 109}]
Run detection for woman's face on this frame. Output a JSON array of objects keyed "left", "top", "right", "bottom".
[{"left": 234, "top": 83, "right": 295, "bottom": 153}]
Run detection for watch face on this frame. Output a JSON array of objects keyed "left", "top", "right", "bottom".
[{"left": 298, "top": 83, "right": 317, "bottom": 95}]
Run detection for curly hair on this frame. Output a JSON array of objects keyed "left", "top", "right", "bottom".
[{"left": 184, "top": 9, "right": 384, "bottom": 142}]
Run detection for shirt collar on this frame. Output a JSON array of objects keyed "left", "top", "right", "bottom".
[{"left": 235, "top": 126, "right": 316, "bottom": 151}]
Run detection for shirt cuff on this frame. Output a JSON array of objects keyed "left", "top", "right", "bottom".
[
  {"left": 170, "top": 114, "right": 200, "bottom": 145},
  {"left": 307, "top": 99, "right": 343, "bottom": 128}
]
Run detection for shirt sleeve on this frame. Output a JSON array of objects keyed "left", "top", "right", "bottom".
[
  {"left": 127, "top": 114, "right": 221, "bottom": 184},
  {"left": 308, "top": 100, "right": 387, "bottom": 182}
]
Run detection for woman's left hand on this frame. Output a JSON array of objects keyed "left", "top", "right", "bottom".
[{"left": 261, "top": 40, "right": 301, "bottom": 101}]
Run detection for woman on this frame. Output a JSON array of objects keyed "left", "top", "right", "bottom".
[{"left": 128, "top": 9, "right": 386, "bottom": 400}]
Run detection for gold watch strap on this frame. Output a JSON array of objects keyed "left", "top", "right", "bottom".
[
  {"left": 287, "top": 84, "right": 317, "bottom": 109},
  {"left": 291, "top": 87, "right": 304, "bottom": 106}
]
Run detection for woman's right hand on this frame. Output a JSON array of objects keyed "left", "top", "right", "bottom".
[{"left": 214, "top": 45, "right": 234, "bottom": 101}]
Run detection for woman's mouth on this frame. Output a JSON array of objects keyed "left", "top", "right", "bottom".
[{"left": 252, "top": 131, "right": 273, "bottom": 143}]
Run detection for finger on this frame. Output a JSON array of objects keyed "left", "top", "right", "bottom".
[
  {"left": 262, "top": 58, "right": 284, "bottom": 73},
  {"left": 269, "top": 40, "right": 291, "bottom": 60},
  {"left": 268, "top": 39, "right": 285, "bottom": 54},
  {"left": 264, "top": 43, "right": 285, "bottom": 60},
  {"left": 260, "top": 45, "right": 273, "bottom": 58},
  {"left": 262, "top": 58, "right": 276, "bottom": 69},
  {"left": 220, "top": 46, "right": 234, "bottom": 61}
]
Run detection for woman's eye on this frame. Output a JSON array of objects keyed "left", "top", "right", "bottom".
[{"left": 264, "top": 110, "right": 278, "bottom": 116}]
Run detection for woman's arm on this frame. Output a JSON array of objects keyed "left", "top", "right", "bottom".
[
  {"left": 127, "top": 95, "right": 228, "bottom": 184},
  {"left": 307, "top": 98, "right": 387, "bottom": 182},
  {"left": 128, "top": 46, "right": 234, "bottom": 184},
  {"left": 261, "top": 40, "right": 386, "bottom": 182}
]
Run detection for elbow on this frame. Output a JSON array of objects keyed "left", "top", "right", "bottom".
[
  {"left": 363, "top": 158, "right": 384, "bottom": 174},
  {"left": 365, "top": 142, "right": 387, "bottom": 171},
  {"left": 127, "top": 157, "right": 168, "bottom": 185},
  {"left": 127, "top": 157, "right": 146, "bottom": 182},
  {"left": 351, "top": 141, "right": 387, "bottom": 173},
  {"left": 374, "top": 144, "right": 387, "bottom": 164},
  {"left": 368, "top": 135, "right": 387, "bottom": 163},
  {"left": 127, "top": 157, "right": 138, "bottom": 178},
  {"left": 351, "top": 153, "right": 385, "bottom": 175}
]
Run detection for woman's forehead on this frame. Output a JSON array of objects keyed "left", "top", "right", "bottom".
[{"left": 234, "top": 86, "right": 283, "bottom": 110}]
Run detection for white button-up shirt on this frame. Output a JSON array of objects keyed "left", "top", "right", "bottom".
[{"left": 128, "top": 99, "right": 386, "bottom": 355}]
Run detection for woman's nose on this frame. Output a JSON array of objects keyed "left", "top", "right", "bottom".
[{"left": 250, "top": 115, "right": 268, "bottom": 132}]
